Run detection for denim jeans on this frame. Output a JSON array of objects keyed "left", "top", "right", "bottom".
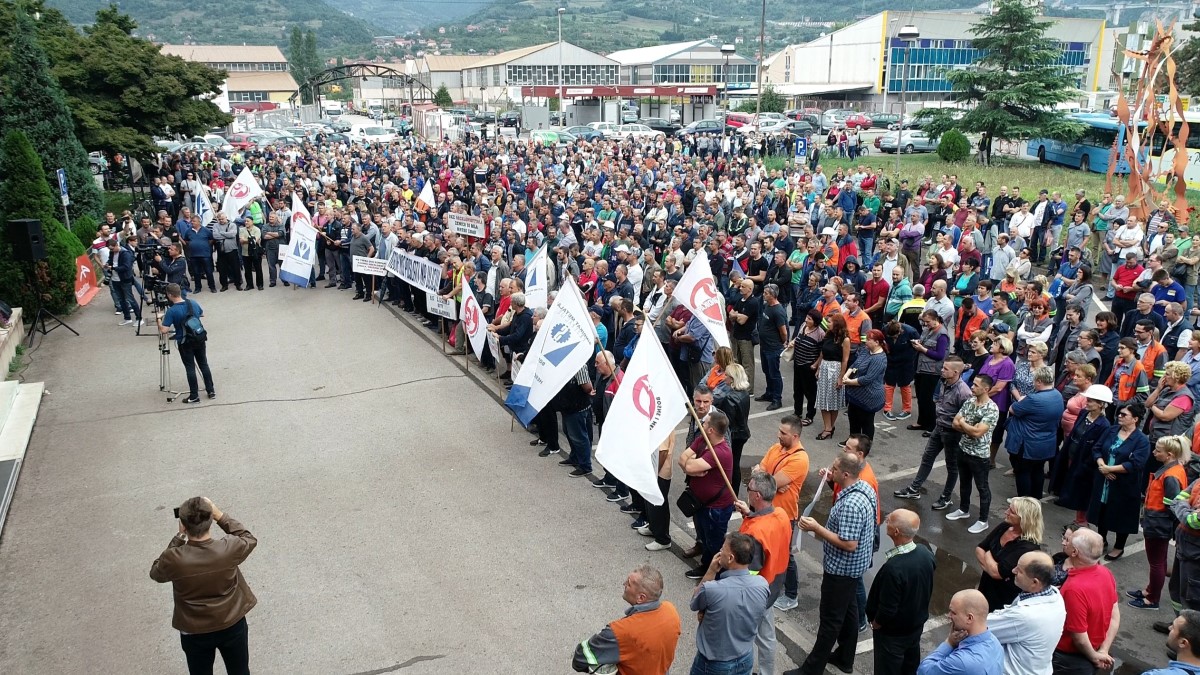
[
  {"left": 858, "top": 236, "right": 875, "bottom": 261},
  {"left": 180, "top": 617, "right": 249, "bottom": 675},
  {"left": 690, "top": 650, "right": 753, "bottom": 675},
  {"left": 695, "top": 504, "right": 735, "bottom": 571},
  {"left": 760, "top": 346, "right": 783, "bottom": 403},
  {"left": 114, "top": 280, "right": 141, "bottom": 320},
  {"left": 178, "top": 340, "right": 215, "bottom": 399},
  {"left": 562, "top": 407, "right": 593, "bottom": 472},
  {"left": 784, "top": 520, "right": 799, "bottom": 599},
  {"left": 909, "top": 426, "right": 960, "bottom": 501}
]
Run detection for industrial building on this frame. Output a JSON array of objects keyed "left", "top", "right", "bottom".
[{"left": 160, "top": 44, "right": 299, "bottom": 111}]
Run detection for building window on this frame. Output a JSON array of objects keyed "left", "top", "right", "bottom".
[{"left": 229, "top": 91, "right": 268, "bottom": 102}]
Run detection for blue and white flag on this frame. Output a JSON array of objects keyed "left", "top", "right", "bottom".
[
  {"left": 505, "top": 277, "right": 597, "bottom": 426},
  {"left": 525, "top": 243, "right": 549, "bottom": 310},
  {"left": 195, "top": 189, "right": 215, "bottom": 230},
  {"left": 279, "top": 193, "right": 317, "bottom": 287}
]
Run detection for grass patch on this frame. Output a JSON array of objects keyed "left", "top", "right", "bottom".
[
  {"left": 764, "top": 151, "right": 1199, "bottom": 211},
  {"left": 103, "top": 190, "right": 133, "bottom": 216}
]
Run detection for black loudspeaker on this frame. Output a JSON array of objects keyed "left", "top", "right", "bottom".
[{"left": 7, "top": 219, "right": 45, "bottom": 261}]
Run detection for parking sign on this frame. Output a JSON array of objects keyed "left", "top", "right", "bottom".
[
  {"left": 56, "top": 168, "right": 69, "bottom": 206},
  {"left": 793, "top": 137, "right": 809, "bottom": 162}
]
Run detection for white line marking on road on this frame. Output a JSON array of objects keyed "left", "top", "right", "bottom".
[
  {"left": 856, "top": 616, "right": 951, "bottom": 655},
  {"left": 875, "top": 460, "right": 946, "bottom": 483}
]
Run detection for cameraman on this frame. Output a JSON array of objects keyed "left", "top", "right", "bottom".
[
  {"left": 238, "top": 217, "right": 263, "bottom": 291},
  {"left": 109, "top": 238, "right": 143, "bottom": 327},
  {"left": 150, "top": 497, "right": 257, "bottom": 675},
  {"left": 153, "top": 243, "right": 191, "bottom": 296},
  {"left": 157, "top": 283, "right": 215, "bottom": 403}
]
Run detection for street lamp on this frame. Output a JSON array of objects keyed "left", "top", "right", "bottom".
[
  {"left": 896, "top": 24, "right": 919, "bottom": 175},
  {"left": 557, "top": 7, "right": 566, "bottom": 123},
  {"left": 721, "top": 44, "right": 736, "bottom": 133}
]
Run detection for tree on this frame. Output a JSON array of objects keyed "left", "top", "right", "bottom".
[
  {"left": 916, "top": 0, "right": 1083, "bottom": 166},
  {"left": 434, "top": 84, "right": 453, "bottom": 108},
  {"left": 734, "top": 85, "right": 786, "bottom": 114},
  {"left": 289, "top": 27, "right": 323, "bottom": 104},
  {"left": 936, "top": 129, "right": 971, "bottom": 162},
  {"left": 0, "top": 7, "right": 103, "bottom": 225},
  {"left": 0, "top": 129, "right": 85, "bottom": 314},
  {"left": 0, "top": 2, "right": 230, "bottom": 160},
  {"left": 1175, "top": 19, "right": 1200, "bottom": 96}
]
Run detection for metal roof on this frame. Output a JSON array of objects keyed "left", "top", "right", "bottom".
[
  {"left": 160, "top": 44, "right": 288, "bottom": 64},
  {"left": 466, "top": 43, "right": 557, "bottom": 69},
  {"left": 225, "top": 71, "right": 300, "bottom": 92},
  {"left": 606, "top": 39, "right": 710, "bottom": 65},
  {"left": 422, "top": 54, "right": 485, "bottom": 72}
]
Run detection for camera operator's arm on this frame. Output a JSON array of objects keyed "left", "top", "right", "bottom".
[
  {"left": 149, "top": 526, "right": 187, "bottom": 583},
  {"left": 206, "top": 498, "right": 258, "bottom": 564}
]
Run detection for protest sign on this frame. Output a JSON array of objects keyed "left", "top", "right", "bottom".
[
  {"left": 386, "top": 248, "right": 443, "bottom": 295},
  {"left": 447, "top": 212, "right": 485, "bottom": 238},
  {"left": 352, "top": 256, "right": 388, "bottom": 276},
  {"left": 427, "top": 293, "right": 457, "bottom": 319}
]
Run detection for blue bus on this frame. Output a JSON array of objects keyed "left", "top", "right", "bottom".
[{"left": 1026, "top": 113, "right": 1145, "bottom": 174}]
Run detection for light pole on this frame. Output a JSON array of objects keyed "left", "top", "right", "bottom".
[
  {"left": 721, "top": 44, "right": 735, "bottom": 133},
  {"left": 557, "top": 7, "right": 566, "bottom": 123},
  {"left": 754, "top": 0, "right": 766, "bottom": 120},
  {"left": 896, "top": 24, "right": 919, "bottom": 176}
]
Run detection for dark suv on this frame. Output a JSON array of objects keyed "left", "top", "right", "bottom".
[{"left": 499, "top": 111, "right": 521, "bottom": 128}]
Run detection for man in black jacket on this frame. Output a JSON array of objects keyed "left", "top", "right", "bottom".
[
  {"left": 111, "top": 238, "right": 143, "bottom": 327},
  {"left": 866, "top": 508, "right": 936, "bottom": 675},
  {"left": 152, "top": 243, "right": 191, "bottom": 295},
  {"left": 492, "top": 293, "right": 533, "bottom": 385}
]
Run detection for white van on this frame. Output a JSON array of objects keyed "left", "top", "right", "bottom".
[{"left": 322, "top": 102, "right": 344, "bottom": 118}]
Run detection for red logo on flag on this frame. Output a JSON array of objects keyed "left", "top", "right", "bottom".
[
  {"left": 230, "top": 182, "right": 250, "bottom": 199},
  {"left": 292, "top": 209, "right": 311, "bottom": 229},
  {"left": 632, "top": 374, "right": 658, "bottom": 420},
  {"left": 74, "top": 254, "right": 99, "bottom": 306},
  {"left": 690, "top": 279, "right": 724, "bottom": 323},
  {"left": 463, "top": 300, "right": 479, "bottom": 334}
]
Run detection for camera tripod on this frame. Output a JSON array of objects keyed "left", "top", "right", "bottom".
[{"left": 152, "top": 302, "right": 185, "bottom": 402}]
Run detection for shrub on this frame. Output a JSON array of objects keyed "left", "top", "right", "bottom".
[
  {"left": 937, "top": 129, "right": 972, "bottom": 162},
  {"left": 71, "top": 214, "right": 99, "bottom": 251},
  {"left": 0, "top": 130, "right": 84, "bottom": 314}
]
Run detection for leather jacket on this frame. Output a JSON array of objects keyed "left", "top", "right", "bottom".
[{"left": 150, "top": 514, "right": 258, "bottom": 633}]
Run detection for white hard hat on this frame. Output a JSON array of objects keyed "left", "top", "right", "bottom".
[
  {"left": 820, "top": 227, "right": 836, "bottom": 237},
  {"left": 1083, "top": 384, "right": 1113, "bottom": 404}
]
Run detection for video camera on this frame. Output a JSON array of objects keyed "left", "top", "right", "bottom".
[{"left": 137, "top": 243, "right": 173, "bottom": 310}]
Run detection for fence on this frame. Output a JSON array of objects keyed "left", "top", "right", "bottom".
[{"left": 233, "top": 108, "right": 298, "bottom": 133}]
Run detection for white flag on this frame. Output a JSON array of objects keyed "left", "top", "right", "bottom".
[
  {"left": 673, "top": 248, "right": 730, "bottom": 348},
  {"left": 525, "top": 244, "right": 549, "bottom": 310},
  {"left": 460, "top": 282, "right": 489, "bottom": 360},
  {"left": 195, "top": 189, "right": 215, "bottom": 229},
  {"left": 596, "top": 322, "right": 688, "bottom": 505},
  {"left": 416, "top": 181, "right": 436, "bottom": 211},
  {"left": 279, "top": 193, "right": 317, "bottom": 287},
  {"left": 220, "top": 167, "right": 264, "bottom": 220},
  {"left": 504, "top": 278, "right": 597, "bottom": 426}
]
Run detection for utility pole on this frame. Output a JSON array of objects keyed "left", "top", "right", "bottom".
[{"left": 754, "top": 0, "right": 766, "bottom": 120}]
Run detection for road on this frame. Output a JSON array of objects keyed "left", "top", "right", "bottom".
[{"left": 0, "top": 283, "right": 1170, "bottom": 674}]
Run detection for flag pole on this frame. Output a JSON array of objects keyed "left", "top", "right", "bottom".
[
  {"left": 684, "top": 401, "right": 737, "bottom": 498},
  {"left": 370, "top": 276, "right": 375, "bottom": 304}
]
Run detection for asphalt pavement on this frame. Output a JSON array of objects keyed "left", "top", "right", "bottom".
[{"left": 0, "top": 282, "right": 1171, "bottom": 674}]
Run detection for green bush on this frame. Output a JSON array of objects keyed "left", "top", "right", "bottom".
[
  {"left": 71, "top": 214, "right": 99, "bottom": 251},
  {"left": 937, "top": 129, "right": 972, "bottom": 162},
  {"left": 0, "top": 130, "right": 84, "bottom": 314}
]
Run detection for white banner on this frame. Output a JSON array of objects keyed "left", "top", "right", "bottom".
[
  {"left": 416, "top": 181, "right": 436, "bottom": 213},
  {"left": 504, "top": 278, "right": 598, "bottom": 426},
  {"left": 596, "top": 322, "right": 688, "bottom": 505},
  {"left": 525, "top": 244, "right": 549, "bottom": 310},
  {"left": 279, "top": 194, "right": 317, "bottom": 287},
  {"left": 427, "top": 293, "right": 457, "bottom": 319},
  {"left": 386, "top": 248, "right": 443, "bottom": 295},
  {"left": 673, "top": 248, "right": 730, "bottom": 348},
  {"left": 447, "top": 212, "right": 485, "bottom": 238},
  {"left": 195, "top": 189, "right": 215, "bottom": 229},
  {"left": 461, "top": 283, "right": 489, "bottom": 360},
  {"left": 220, "top": 167, "right": 263, "bottom": 220},
  {"left": 352, "top": 255, "right": 388, "bottom": 276}
]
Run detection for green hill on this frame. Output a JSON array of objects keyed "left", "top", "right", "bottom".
[{"left": 46, "top": 0, "right": 375, "bottom": 49}]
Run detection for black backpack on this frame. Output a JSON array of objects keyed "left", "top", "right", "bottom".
[{"left": 180, "top": 301, "right": 207, "bottom": 345}]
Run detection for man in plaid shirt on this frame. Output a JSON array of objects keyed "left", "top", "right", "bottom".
[{"left": 795, "top": 452, "right": 878, "bottom": 675}]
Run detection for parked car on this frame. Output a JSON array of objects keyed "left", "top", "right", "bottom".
[
  {"left": 529, "top": 129, "right": 577, "bottom": 146},
  {"left": 613, "top": 124, "right": 665, "bottom": 141},
  {"left": 352, "top": 126, "right": 398, "bottom": 144},
  {"left": 562, "top": 125, "right": 604, "bottom": 141},
  {"left": 867, "top": 112, "right": 900, "bottom": 129},
  {"left": 587, "top": 121, "right": 621, "bottom": 136},
  {"left": 669, "top": 108, "right": 682, "bottom": 123},
  {"left": 782, "top": 120, "right": 815, "bottom": 138},
  {"left": 738, "top": 119, "right": 789, "bottom": 135},
  {"left": 843, "top": 113, "right": 873, "bottom": 130},
  {"left": 820, "top": 108, "right": 854, "bottom": 132},
  {"left": 88, "top": 151, "right": 107, "bottom": 175},
  {"left": 621, "top": 109, "right": 639, "bottom": 123},
  {"left": 675, "top": 119, "right": 725, "bottom": 137},
  {"left": 877, "top": 130, "right": 939, "bottom": 154},
  {"left": 199, "top": 135, "right": 234, "bottom": 153},
  {"left": 640, "top": 117, "right": 681, "bottom": 135},
  {"left": 499, "top": 111, "right": 522, "bottom": 128},
  {"left": 322, "top": 133, "right": 350, "bottom": 144},
  {"left": 757, "top": 112, "right": 786, "bottom": 124},
  {"left": 226, "top": 133, "right": 263, "bottom": 151},
  {"left": 724, "top": 112, "right": 754, "bottom": 129}
]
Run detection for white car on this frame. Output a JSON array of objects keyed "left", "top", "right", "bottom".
[
  {"left": 612, "top": 124, "right": 665, "bottom": 141},
  {"left": 587, "top": 121, "right": 620, "bottom": 137},
  {"left": 353, "top": 126, "right": 397, "bottom": 144},
  {"left": 757, "top": 112, "right": 786, "bottom": 123},
  {"left": 201, "top": 135, "right": 234, "bottom": 153},
  {"left": 738, "top": 119, "right": 791, "bottom": 135}
]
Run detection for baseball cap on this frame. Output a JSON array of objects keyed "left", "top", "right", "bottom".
[
  {"left": 603, "top": 273, "right": 618, "bottom": 283},
  {"left": 991, "top": 321, "right": 1011, "bottom": 334},
  {"left": 588, "top": 304, "right": 605, "bottom": 316},
  {"left": 615, "top": 244, "right": 630, "bottom": 254}
]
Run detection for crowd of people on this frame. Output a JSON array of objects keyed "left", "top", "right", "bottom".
[{"left": 115, "top": 123, "right": 1200, "bottom": 675}]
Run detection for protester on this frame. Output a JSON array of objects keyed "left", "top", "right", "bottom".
[
  {"left": 689, "top": 533, "right": 770, "bottom": 675},
  {"left": 866, "top": 509, "right": 936, "bottom": 675},
  {"left": 1053, "top": 529, "right": 1120, "bottom": 674},
  {"left": 986, "top": 551, "right": 1066, "bottom": 675},
  {"left": 976, "top": 496, "right": 1044, "bottom": 611},
  {"left": 572, "top": 565, "right": 681, "bottom": 674},
  {"left": 916, "top": 589, "right": 1003, "bottom": 675}
]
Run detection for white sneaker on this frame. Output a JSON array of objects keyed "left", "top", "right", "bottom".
[
  {"left": 968, "top": 520, "right": 990, "bottom": 534},
  {"left": 773, "top": 595, "right": 799, "bottom": 611},
  {"left": 636, "top": 525, "right": 654, "bottom": 537},
  {"left": 946, "top": 509, "right": 971, "bottom": 521},
  {"left": 118, "top": 319, "right": 132, "bottom": 326},
  {"left": 645, "top": 540, "right": 671, "bottom": 551}
]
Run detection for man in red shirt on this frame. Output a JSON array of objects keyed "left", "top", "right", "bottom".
[
  {"left": 679, "top": 409, "right": 735, "bottom": 580},
  {"left": 1111, "top": 252, "right": 1145, "bottom": 319},
  {"left": 863, "top": 262, "right": 891, "bottom": 325},
  {"left": 1054, "top": 528, "right": 1119, "bottom": 674}
]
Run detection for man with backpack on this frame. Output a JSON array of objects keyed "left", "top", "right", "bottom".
[{"left": 157, "top": 283, "right": 215, "bottom": 404}]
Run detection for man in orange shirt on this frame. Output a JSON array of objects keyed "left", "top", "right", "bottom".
[
  {"left": 821, "top": 433, "right": 882, "bottom": 632},
  {"left": 735, "top": 471, "right": 793, "bottom": 675},
  {"left": 753, "top": 415, "right": 810, "bottom": 612},
  {"left": 572, "top": 565, "right": 682, "bottom": 674}
]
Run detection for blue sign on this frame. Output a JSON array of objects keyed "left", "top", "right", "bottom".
[
  {"left": 794, "top": 137, "right": 809, "bottom": 161},
  {"left": 56, "top": 168, "right": 69, "bottom": 206}
]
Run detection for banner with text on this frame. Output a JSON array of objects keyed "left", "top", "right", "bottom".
[
  {"left": 447, "top": 212, "right": 486, "bottom": 238},
  {"left": 386, "top": 249, "right": 443, "bottom": 295},
  {"left": 427, "top": 293, "right": 456, "bottom": 319},
  {"left": 352, "top": 255, "right": 388, "bottom": 276}
]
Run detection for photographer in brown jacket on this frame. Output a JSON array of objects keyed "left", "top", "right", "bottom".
[{"left": 151, "top": 497, "right": 258, "bottom": 675}]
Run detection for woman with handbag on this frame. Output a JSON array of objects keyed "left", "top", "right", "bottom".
[
  {"left": 789, "top": 309, "right": 824, "bottom": 426},
  {"left": 843, "top": 329, "right": 888, "bottom": 441}
]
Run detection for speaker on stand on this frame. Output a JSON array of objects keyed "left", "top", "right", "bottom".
[{"left": 6, "top": 219, "right": 79, "bottom": 346}]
